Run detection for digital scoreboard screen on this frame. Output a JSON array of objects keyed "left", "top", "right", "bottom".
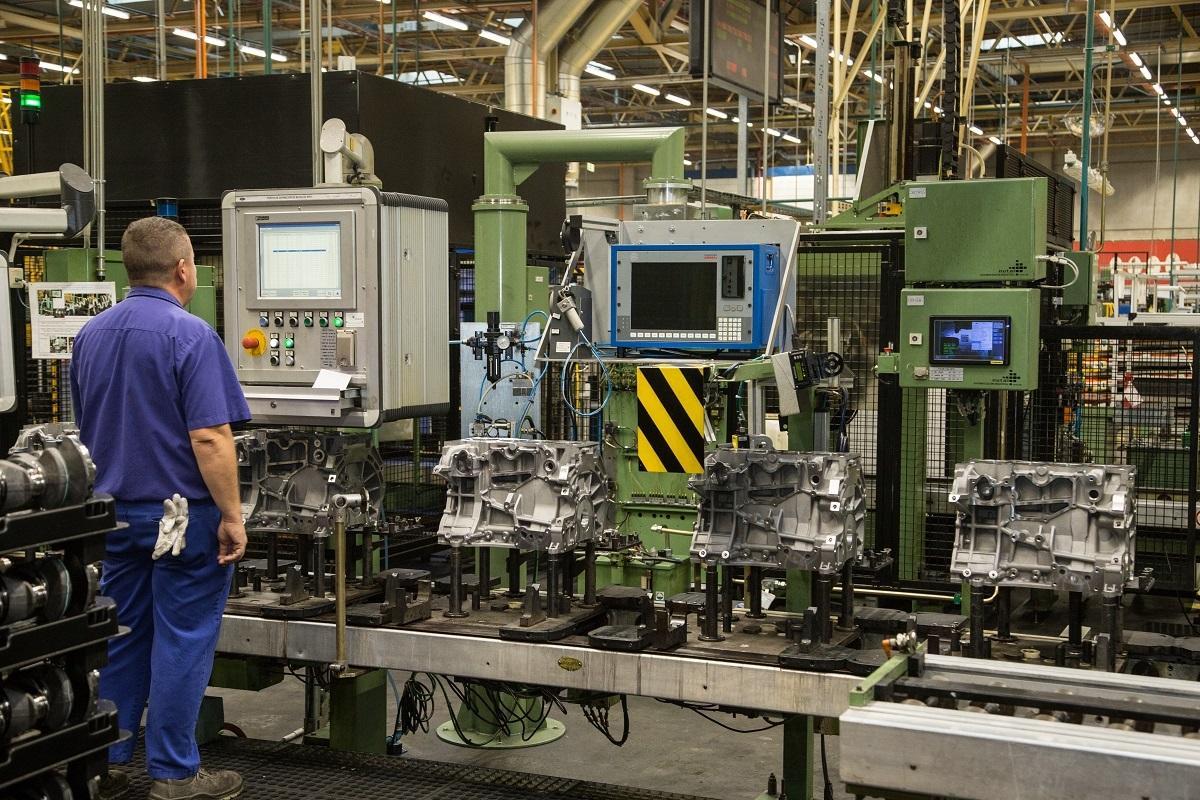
[
  {"left": 929, "top": 318, "right": 1011, "bottom": 365},
  {"left": 689, "top": 0, "right": 783, "bottom": 102}
]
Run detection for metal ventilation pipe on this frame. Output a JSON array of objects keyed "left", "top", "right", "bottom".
[
  {"left": 556, "top": 0, "right": 644, "bottom": 189},
  {"left": 504, "top": 0, "right": 591, "bottom": 117}
]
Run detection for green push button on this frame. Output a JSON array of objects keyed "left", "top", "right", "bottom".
[
  {"left": 303, "top": 317, "right": 313, "bottom": 327},
  {"left": 333, "top": 316, "right": 344, "bottom": 328},
  {"left": 283, "top": 337, "right": 294, "bottom": 349},
  {"left": 319, "top": 317, "right": 329, "bottom": 327}
]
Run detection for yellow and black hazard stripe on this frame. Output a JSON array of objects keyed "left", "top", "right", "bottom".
[{"left": 636, "top": 366, "right": 707, "bottom": 473}]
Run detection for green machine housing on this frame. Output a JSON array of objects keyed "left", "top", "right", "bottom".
[
  {"left": 898, "top": 288, "right": 1040, "bottom": 390},
  {"left": 44, "top": 248, "right": 219, "bottom": 327},
  {"left": 904, "top": 178, "right": 1048, "bottom": 283}
]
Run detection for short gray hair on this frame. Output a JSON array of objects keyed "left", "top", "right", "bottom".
[{"left": 121, "top": 217, "right": 191, "bottom": 286}]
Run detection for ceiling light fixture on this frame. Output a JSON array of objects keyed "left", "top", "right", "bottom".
[
  {"left": 781, "top": 133, "right": 801, "bottom": 144},
  {"left": 969, "top": 124, "right": 984, "bottom": 135},
  {"left": 1153, "top": 83, "right": 1165, "bottom": 96},
  {"left": 1129, "top": 52, "right": 1143, "bottom": 67},
  {"left": 1139, "top": 65, "right": 1153, "bottom": 80},
  {"left": 705, "top": 107, "right": 728, "bottom": 119},
  {"left": 799, "top": 34, "right": 818, "bottom": 47},
  {"left": 765, "top": 127, "right": 782, "bottom": 136},
  {"left": 1112, "top": 28, "right": 1126, "bottom": 46},
  {"left": 173, "top": 28, "right": 226, "bottom": 47},
  {"left": 422, "top": 10, "right": 468, "bottom": 31},
  {"left": 632, "top": 83, "right": 660, "bottom": 96},
  {"left": 478, "top": 29, "right": 511, "bottom": 45},
  {"left": 989, "top": 135, "right": 1003, "bottom": 145},
  {"left": 664, "top": 93, "right": 691, "bottom": 106},
  {"left": 68, "top": 0, "right": 129, "bottom": 19},
  {"left": 131, "top": 76, "right": 157, "bottom": 82},
  {"left": 584, "top": 64, "right": 616, "bottom": 79}
]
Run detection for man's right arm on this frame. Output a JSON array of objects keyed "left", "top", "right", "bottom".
[{"left": 189, "top": 423, "right": 246, "bottom": 565}]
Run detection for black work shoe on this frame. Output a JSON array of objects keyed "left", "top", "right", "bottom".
[
  {"left": 148, "top": 768, "right": 244, "bottom": 800},
  {"left": 98, "top": 767, "right": 131, "bottom": 800}
]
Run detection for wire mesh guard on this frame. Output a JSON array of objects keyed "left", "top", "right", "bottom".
[
  {"left": 794, "top": 244, "right": 885, "bottom": 554},
  {"left": 1019, "top": 329, "right": 1199, "bottom": 594}
]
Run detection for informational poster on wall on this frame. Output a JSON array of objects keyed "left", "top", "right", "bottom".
[{"left": 28, "top": 281, "right": 116, "bottom": 359}]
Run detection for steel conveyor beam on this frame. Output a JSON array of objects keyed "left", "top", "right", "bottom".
[
  {"left": 840, "top": 702, "right": 1200, "bottom": 800},
  {"left": 216, "top": 615, "right": 859, "bottom": 717}
]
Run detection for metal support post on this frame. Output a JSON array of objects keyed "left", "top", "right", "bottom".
[
  {"left": 813, "top": 0, "right": 831, "bottom": 223},
  {"left": 1078, "top": 0, "right": 1095, "bottom": 246},
  {"left": 330, "top": 493, "right": 361, "bottom": 671},
  {"left": 507, "top": 549, "right": 522, "bottom": 597},
  {"left": 445, "top": 547, "right": 468, "bottom": 618},
  {"left": 783, "top": 570, "right": 814, "bottom": 800},
  {"left": 563, "top": 551, "right": 575, "bottom": 601},
  {"left": 814, "top": 573, "right": 833, "bottom": 642},
  {"left": 838, "top": 560, "right": 854, "bottom": 629},
  {"left": 699, "top": 563, "right": 723, "bottom": 642},
  {"left": 1100, "top": 594, "right": 1120, "bottom": 672},
  {"left": 736, "top": 94, "right": 749, "bottom": 195},
  {"left": 477, "top": 546, "right": 490, "bottom": 604},
  {"left": 996, "top": 587, "right": 1013, "bottom": 641},
  {"left": 1068, "top": 591, "right": 1083, "bottom": 648},
  {"left": 359, "top": 532, "right": 373, "bottom": 585},
  {"left": 545, "top": 553, "right": 561, "bottom": 618},
  {"left": 722, "top": 565, "right": 734, "bottom": 633},
  {"left": 746, "top": 566, "right": 765, "bottom": 619},
  {"left": 267, "top": 533, "right": 279, "bottom": 580},
  {"left": 313, "top": 539, "right": 326, "bottom": 598},
  {"left": 969, "top": 581, "right": 987, "bottom": 658},
  {"left": 582, "top": 541, "right": 597, "bottom": 606}
]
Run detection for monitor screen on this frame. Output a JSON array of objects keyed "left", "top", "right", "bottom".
[
  {"left": 258, "top": 222, "right": 342, "bottom": 299},
  {"left": 930, "top": 317, "right": 1010, "bottom": 365},
  {"left": 630, "top": 260, "right": 717, "bottom": 331}
]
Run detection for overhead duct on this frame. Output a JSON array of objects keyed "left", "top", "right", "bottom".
[
  {"left": 555, "top": 0, "right": 643, "bottom": 188},
  {"left": 504, "top": 0, "right": 591, "bottom": 118}
]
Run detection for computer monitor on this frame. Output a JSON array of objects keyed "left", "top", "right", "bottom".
[
  {"left": 929, "top": 317, "right": 1011, "bottom": 366},
  {"left": 257, "top": 222, "right": 342, "bottom": 300}
]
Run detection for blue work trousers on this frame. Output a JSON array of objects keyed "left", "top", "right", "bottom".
[{"left": 101, "top": 500, "right": 232, "bottom": 780}]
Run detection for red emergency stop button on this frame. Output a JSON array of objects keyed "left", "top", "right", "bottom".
[{"left": 241, "top": 329, "right": 267, "bottom": 356}]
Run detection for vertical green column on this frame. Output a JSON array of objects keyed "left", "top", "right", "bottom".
[
  {"left": 783, "top": 568, "right": 814, "bottom": 800},
  {"left": 473, "top": 197, "right": 530, "bottom": 322},
  {"left": 262, "top": 0, "right": 272, "bottom": 75},
  {"left": 329, "top": 669, "right": 386, "bottom": 753},
  {"left": 899, "top": 388, "right": 927, "bottom": 581}
]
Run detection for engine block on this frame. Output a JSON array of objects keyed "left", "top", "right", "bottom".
[
  {"left": 236, "top": 429, "right": 384, "bottom": 536},
  {"left": 689, "top": 438, "right": 865, "bottom": 574},
  {"left": 434, "top": 439, "right": 610, "bottom": 552},
  {"left": 949, "top": 460, "right": 1136, "bottom": 595}
]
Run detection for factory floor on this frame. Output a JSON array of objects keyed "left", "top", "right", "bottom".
[{"left": 203, "top": 677, "right": 852, "bottom": 800}]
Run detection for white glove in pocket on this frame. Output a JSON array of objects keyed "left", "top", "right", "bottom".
[{"left": 152, "top": 494, "right": 190, "bottom": 560}]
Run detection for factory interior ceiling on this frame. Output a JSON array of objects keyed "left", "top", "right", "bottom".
[{"left": 0, "top": 0, "right": 1194, "bottom": 167}]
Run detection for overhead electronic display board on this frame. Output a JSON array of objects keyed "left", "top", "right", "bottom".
[{"left": 689, "top": 0, "right": 784, "bottom": 102}]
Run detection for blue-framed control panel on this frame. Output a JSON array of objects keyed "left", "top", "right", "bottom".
[{"left": 608, "top": 243, "right": 781, "bottom": 351}]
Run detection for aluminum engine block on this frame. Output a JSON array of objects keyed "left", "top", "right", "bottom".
[
  {"left": 949, "top": 460, "right": 1137, "bottom": 595},
  {"left": 434, "top": 438, "right": 610, "bottom": 552},
  {"left": 689, "top": 437, "right": 865, "bottom": 574},
  {"left": 236, "top": 429, "right": 384, "bottom": 536}
]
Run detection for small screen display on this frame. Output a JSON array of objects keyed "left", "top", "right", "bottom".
[
  {"left": 930, "top": 317, "right": 1010, "bottom": 365},
  {"left": 258, "top": 222, "right": 342, "bottom": 299},
  {"left": 630, "top": 260, "right": 717, "bottom": 331}
]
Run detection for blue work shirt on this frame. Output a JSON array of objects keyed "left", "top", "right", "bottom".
[{"left": 70, "top": 286, "right": 250, "bottom": 503}]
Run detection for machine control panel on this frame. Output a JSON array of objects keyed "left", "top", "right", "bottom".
[
  {"left": 609, "top": 243, "right": 781, "bottom": 350},
  {"left": 223, "top": 186, "right": 450, "bottom": 427},
  {"left": 898, "top": 288, "right": 1039, "bottom": 390}
]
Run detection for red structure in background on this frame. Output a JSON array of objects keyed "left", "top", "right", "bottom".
[{"left": 1095, "top": 238, "right": 1200, "bottom": 267}]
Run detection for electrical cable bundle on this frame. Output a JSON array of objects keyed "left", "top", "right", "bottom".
[
  {"left": 577, "top": 693, "right": 631, "bottom": 746},
  {"left": 655, "top": 698, "right": 786, "bottom": 733}
]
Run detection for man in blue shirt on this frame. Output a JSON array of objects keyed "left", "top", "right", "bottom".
[{"left": 71, "top": 217, "right": 250, "bottom": 800}]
